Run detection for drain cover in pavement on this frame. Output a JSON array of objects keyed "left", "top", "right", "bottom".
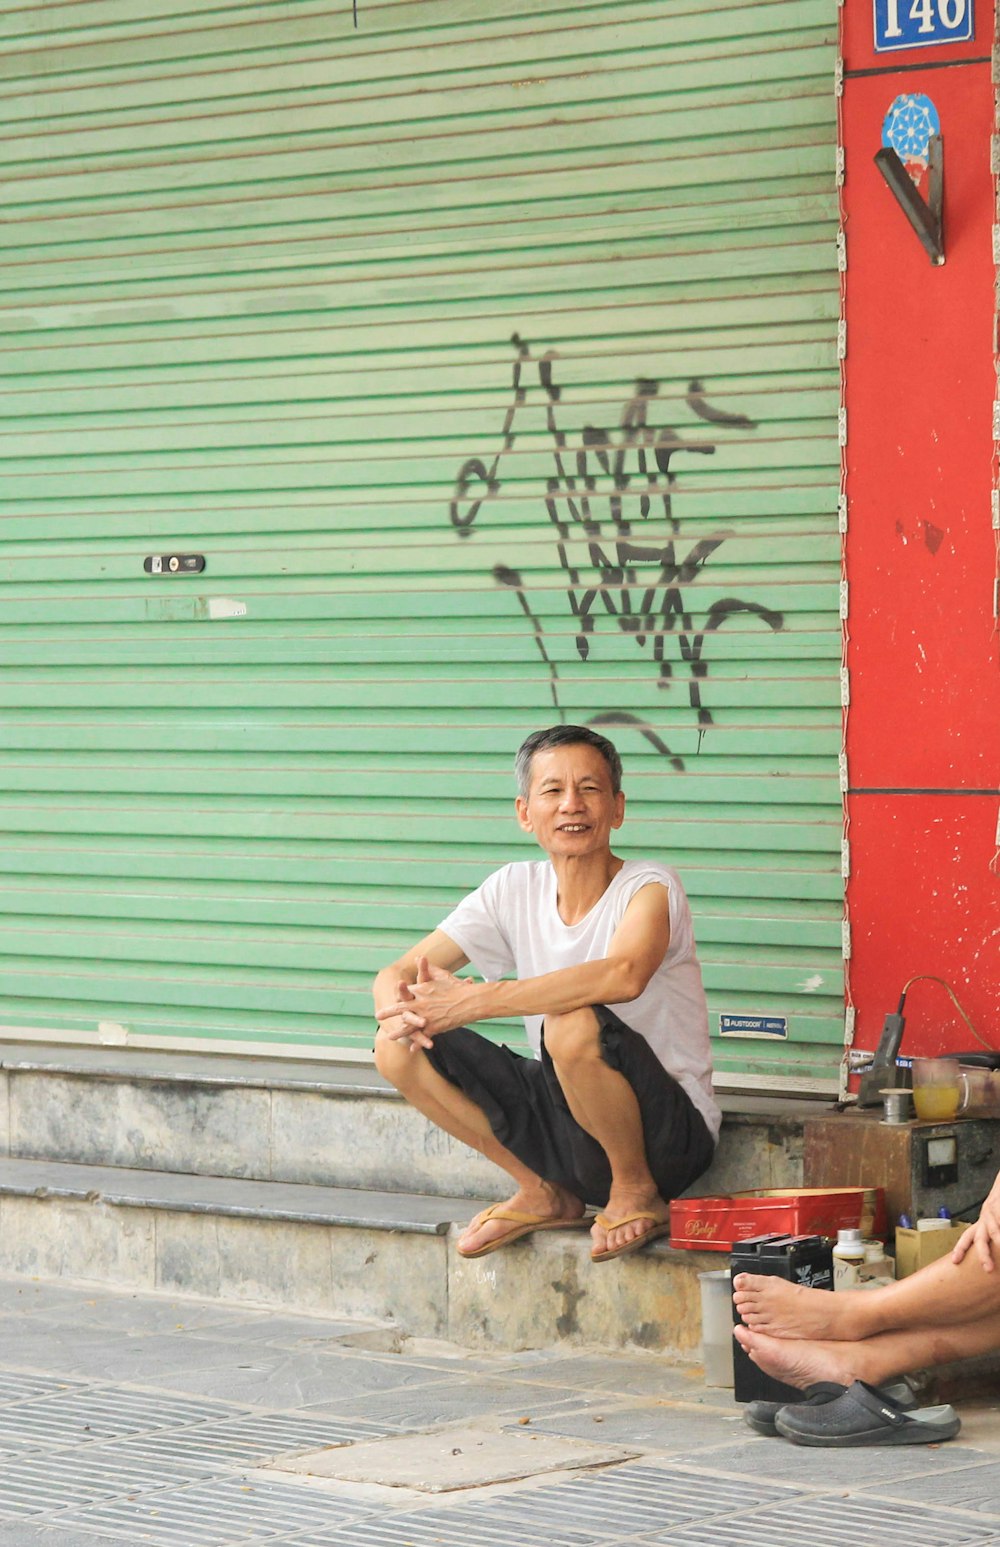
[{"left": 271, "top": 1425, "right": 636, "bottom": 1491}]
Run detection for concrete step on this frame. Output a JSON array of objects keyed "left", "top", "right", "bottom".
[
  {"left": 0, "top": 1156, "right": 719, "bottom": 1357},
  {"left": 0, "top": 1043, "right": 814, "bottom": 1202}
]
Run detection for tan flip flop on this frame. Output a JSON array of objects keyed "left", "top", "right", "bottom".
[
  {"left": 456, "top": 1203, "right": 589, "bottom": 1259},
  {"left": 590, "top": 1210, "right": 672, "bottom": 1262}
]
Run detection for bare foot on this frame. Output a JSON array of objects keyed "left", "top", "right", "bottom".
[
  {"left": 733, "top": 1324, "right": 861, "bottom": 1390},
  {"left": 457, "top": 1183, "right": 585, "bottom": 1255},
  {"left": 732, "top": 1272, "right": 858, "bottom": 1339},
  {"left": 590, "top": 1188, "right": 670, "bottom": 1258}
]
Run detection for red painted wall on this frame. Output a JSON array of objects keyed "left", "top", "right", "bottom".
[{"left": 843, "top": 0, "right": 1000, "bottom": 1063}]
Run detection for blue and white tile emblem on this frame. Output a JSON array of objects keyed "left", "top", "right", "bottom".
[{"left": 881, "top": 93, "right": 941, "bottom": 170}]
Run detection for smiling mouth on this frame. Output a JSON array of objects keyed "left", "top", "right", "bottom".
[{"left": 557, "top": 824, "right": 590, "bottom": 833}]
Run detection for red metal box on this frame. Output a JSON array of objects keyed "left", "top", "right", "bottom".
[{"left": 669, "top": 1186, "right": 885, "bottom": 1252}]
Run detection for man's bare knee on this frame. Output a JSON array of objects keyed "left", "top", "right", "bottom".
[
  {"left": 374, "top": 1028, "right": 421, "bottom": 1092},
  {"left": 544, "top": 1007, "right": 601, "bottom": 1066}
]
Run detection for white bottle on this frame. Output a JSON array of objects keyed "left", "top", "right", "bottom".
[
  {"left": 833, "top": 1227, "right": 866, "bottom": 1291},
  {"left": 857, "top": 1238, "right": 894, "bottom": 1288}
]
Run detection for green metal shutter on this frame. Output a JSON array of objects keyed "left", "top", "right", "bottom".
[{"left": 0, "top": 0, "right": 843, "bottom": 1089}]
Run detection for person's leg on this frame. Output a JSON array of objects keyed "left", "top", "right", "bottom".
[
  {"left": 733, "top": 1234, "right": 1000, "bottom": 1341},
  {"left": 735, "top": 1308, "right": 1000, "bottom": 1392},
  {"left": 374, "top": 1028, "right": 585, "bottom": 1253},
  {"left": 543, "top": 1007, "right": 670, "bottom": 1257}
]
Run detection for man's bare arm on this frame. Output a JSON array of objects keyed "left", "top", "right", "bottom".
[
  {"left": 373, "top": 929, "right": 470, "bottom": 1047},
  {"left": 377, "top": 882, "right": 670, "bottom": 1042}
]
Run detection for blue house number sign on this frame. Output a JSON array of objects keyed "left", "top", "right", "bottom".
[{"left": 874, "top": 0, "right": 973, "bottom": 51}]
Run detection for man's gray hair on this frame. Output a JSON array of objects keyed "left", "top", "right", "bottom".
[{"left": 514, "top": 725, "right": 623, "bottom": 800}]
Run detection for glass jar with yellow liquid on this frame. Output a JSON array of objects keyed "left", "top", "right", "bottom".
[{"left": 911, "top": 1057, "right": 961, "bottom": 1121}]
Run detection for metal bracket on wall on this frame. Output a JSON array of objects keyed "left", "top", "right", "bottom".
[{"left": 873, "top": 136, "right": 944, "bottom": 266}]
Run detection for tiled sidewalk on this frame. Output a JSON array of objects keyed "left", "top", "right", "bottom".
[{"left": 0, "top": 1277, "right": 999, "bottom": 1545}]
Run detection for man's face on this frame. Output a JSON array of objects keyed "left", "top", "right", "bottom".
[{"left": 515, "top": 743, "right": 625, "bottom": 859}]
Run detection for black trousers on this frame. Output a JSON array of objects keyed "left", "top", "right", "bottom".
[{"left": 424, "top": 1005, "right": 715, "bottom": 1208}]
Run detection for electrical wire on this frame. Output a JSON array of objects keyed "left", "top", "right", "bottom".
[
  {"left": 900, "top": 974, "right": 998, "bottom": 1053},
  {"left": 949, "top": 1193, "right": 990, "bottom": 1222}
]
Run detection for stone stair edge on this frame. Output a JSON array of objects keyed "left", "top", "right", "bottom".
[
  {"left": 0, "top": 1154, "right": 729, "bottom": 1273},
  {"left": 0, "top": 1155, "right": 476, "bottom": 1233},
  {"left": 0, "top": 1042, "right": 394, "bottom": 1098},
  {"left": 0, "top": 1040, "right": 828, "bottom": 1126}
]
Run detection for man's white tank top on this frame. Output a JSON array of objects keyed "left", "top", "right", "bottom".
[{"left": 439, "top": 858, "right": 721, "bottom": 1141}]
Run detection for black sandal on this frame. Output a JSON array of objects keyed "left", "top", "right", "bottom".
[
  {"left": 743, "top": 1377, "right": 915, "bottom": 1437},
  {"left": 774, "top": 1379, "right": 959, "bottom": 1447}
]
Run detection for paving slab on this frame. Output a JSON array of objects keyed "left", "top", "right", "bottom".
[
  {"left": 178, "top": 1309, "right": 367, "bottom": 1344},
  {"left": 129, "top": 1346, "right": 455, "bottom": 1409},
  {"left": 499, "top": 1350, "right": 727, "bottom": 1399},
  {"left": 0, "top": 1531, "right": 136, "bottom": 1546},
  {"left": 52, "top": 1475, "right": 375, "bottom": 1546},
  {"left": 644, "top": 1498, "right": 1000, "bottom": 1546},
  {"left": 866, "top": 1460, "right": 1000, "bottom": 1517},
  {"left": 312, "top": 1374, "right": 608, "bottom": 1429},
  {"left": 514, "top": 1399, "right": 751, "bottom": 1451},
  {"left": 15, "top": 1290, "right": 269, "bottom": 1336},
  {"left": 277, "top": 1424, "right": 637, "bottom": 1490},
  {"left": 670, "top": 1435, "right": 998, "bottom": 1484}
]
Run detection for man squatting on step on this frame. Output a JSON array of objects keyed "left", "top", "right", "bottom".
[
  {"left": 733, "top": 1169, "right": 1000, "bottom": 1386},
  {"left": 372, "top": 724, "right": 720, "bottom": 1263}
]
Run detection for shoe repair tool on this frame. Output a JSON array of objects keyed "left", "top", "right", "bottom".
[
  {"left": 857, "top": 1003, "right": 908, "bottom": 1108},
  {"left": 856, "top": 976, "right": 997, "bottom": 1108}
]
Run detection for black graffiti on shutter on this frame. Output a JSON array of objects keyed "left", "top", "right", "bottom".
[{"left": 449, "top": 334, "right": 783, "bottom": 769}]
